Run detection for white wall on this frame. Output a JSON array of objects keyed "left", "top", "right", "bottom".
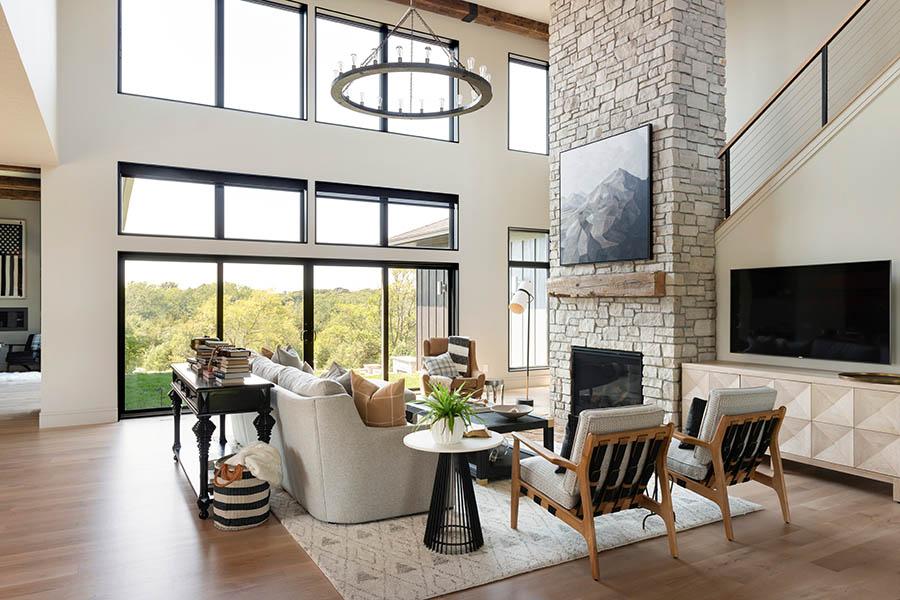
[
  {"left": 0, "top": 0, "right": 57, "bottom": 159},
  {"left": 40, "top": 0, "right": 550, "bottom": 427},
  {"left": 715, "top": 70, "right": 900, "bottom": 373},
  {"left": 725, "top": 0, "right": 857, "bottom": 138},
  {"left": 0, "top": 198, "right": 40, "bottom": 359}
]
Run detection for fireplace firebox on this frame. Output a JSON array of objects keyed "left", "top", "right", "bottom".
[{"left": 559, "top": 347, "right": 644, "bottom": 459}]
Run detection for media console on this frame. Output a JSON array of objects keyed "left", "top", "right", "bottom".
[{"left": 682, "top": 361, "right": 900, "bottom": 502}]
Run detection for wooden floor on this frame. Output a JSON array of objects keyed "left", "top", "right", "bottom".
[{"left": 1, "top": 411, "right": 899, "bottom": 599}]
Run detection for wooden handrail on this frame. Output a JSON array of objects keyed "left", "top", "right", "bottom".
[{"left": 718, "top": 0, "right": 871, "bottom": 158}]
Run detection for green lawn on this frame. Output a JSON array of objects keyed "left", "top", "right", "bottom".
[
  {"left": 124, "top": 371, "right": 172, "bottom": 411},
  {"left": 124, "top": 369, "right": 421, "bottom": 412}
]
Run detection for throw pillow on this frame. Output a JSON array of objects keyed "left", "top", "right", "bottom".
[
  {"left": 273, "top": 345, "right": 315, "bottom": 374},
  {"left": 260, "top": 347, "right": 274, "bottom": 359},
  {"left": 278, "top": 366, "right": 346, "bottom": 397},
  {"left": 251, "top": 355, "right": 287, "bottom": 384},
  {"left": 555, "top": 413, "right": 580, "bottom": 473},
  {"left": 423, "top": 352, "right": 458, "bottom": 378},
  {"left": 351, "top": 370, "right": 406, "bottom": 427},
  {"left": 679, "top": 397, "right": 708, "bottom": 449},
  {"left": 323, "top": 361, "right": 352, "bottom": 395}
]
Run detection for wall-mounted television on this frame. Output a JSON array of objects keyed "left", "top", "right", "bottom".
[{"left": 730, "top": 261, "right": 891, "bottom": 364}]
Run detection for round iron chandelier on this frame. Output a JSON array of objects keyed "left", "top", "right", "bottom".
[{"left": 330, "top": 2, "right": 493, "bottom": 120}]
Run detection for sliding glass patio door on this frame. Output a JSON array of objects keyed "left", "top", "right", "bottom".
[{"left": 119, "top": 254, "right": 456, "bottom": 416}]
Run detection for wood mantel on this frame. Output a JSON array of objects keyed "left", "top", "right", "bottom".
[{"left": 548, "top": 272, "right": 666, "bottom": 298}]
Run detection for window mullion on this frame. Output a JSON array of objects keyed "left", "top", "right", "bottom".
[
  {"left": 380, "top": 196, "right": 389, "bottom": 247},
  {"left": 214, "top": 183, "right": 225, "bottom": 239},
  {"left": 215, "top": 0, "right": 225, "bottom": 107},
  {"left": 379, "top": 24, "right": 389, "bottom": 132}
]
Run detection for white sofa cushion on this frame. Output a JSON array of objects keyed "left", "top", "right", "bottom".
[{"left": 251, "top": 355, "right": 288, "bottom": 383}]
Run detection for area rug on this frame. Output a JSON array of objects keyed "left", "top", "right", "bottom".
[{"left": 270, "top": 480, "right": 762, "bottom": 600}]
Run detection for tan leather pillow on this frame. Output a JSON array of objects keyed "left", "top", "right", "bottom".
[
  {"left": 260, "top": 347, "right": 274, "bottom": 359},
  {"left": 350, "top": 371, "right": 406, "bottom": 427}
]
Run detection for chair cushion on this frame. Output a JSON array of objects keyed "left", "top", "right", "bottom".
[
  {"left": 279, "top": 366, "right": 346, "bottom": 398},
  {"left": 694, "top": 386, "right": 776, "bottom": 464},
  {"left": 561, "top": 404, "right": 665, "bottom": 496},
  {"left": 423, "top": 352, "right": 458, "bottom": 378},
  {"left": 666, "top": 438, "right": 710, "bottom": 481},
  {"left": 519, "top": 456, "right": 580, "bottom": 509},
  {"left": 351, "top": 371, "right": 407, "bottom": 427}
]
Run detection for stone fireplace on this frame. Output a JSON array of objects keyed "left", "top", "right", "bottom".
[{"left": 548, "top": 0, "right": 726, "bottom": 425}]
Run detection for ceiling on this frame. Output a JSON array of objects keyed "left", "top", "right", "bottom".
[
  {"left": 478, "top": 0, "right": 550, "bottom": 23},
  {"left": 0, "top": 7, "right": 55, "bottom": 167}
]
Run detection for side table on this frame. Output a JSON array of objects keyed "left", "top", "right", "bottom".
[
  {"left": 169, "top": 362, "right": 275, "bottom": 519},
  {"left": 403, "top": 430, "right": 504, "bottom": 554}
]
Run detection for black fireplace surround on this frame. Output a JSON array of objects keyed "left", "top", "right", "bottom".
[{"left": 558, "top": 347, "right": 644, "bottom": 465}]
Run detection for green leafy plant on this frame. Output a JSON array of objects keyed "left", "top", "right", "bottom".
[{"left": 418, "top": 383, "right": 481, "bottom": 434}]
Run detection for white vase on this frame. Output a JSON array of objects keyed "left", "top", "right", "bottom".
[{"left": 431, "top": 417, "right": 465, "bottom": 446}]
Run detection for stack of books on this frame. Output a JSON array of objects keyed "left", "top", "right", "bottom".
[
  {"left": 209, "top": 347, "right": 252, "bottom": 384},
  {"left": 188, "top": 337, "right": 231, "bottom": 374}
]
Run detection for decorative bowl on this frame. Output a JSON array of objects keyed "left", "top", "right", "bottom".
[
  {"left": 491, "top": 404, "right": 533, "bottom": 421},
  {"left": 838, "top": 372, "right": 900, "bottom": 385}
]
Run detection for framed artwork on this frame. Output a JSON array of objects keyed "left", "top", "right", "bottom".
[
  {"left": 559, "top": 124, "right": 652, "bottom": 265},
  {"left": 0, "top": 219, "right": 25, "bottom": 298}
]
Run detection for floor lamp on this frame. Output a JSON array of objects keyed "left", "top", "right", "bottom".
[{"left": 509, "top": 280, "right": 535, "bottom": 406}]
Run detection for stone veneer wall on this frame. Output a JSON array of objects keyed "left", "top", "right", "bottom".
[{"left": 548, "top": 0, "right": 726, "bottom": 424}]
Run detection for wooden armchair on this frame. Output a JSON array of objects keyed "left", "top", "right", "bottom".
[
  {"left": 511, "top": 405, "right": 678, "bottom": 581},
  {"left": 421, "top": 337, "right": 485, "bottom": 398},
  {"left": 665, "top": 387, "right": 789, "bottom": 541}
]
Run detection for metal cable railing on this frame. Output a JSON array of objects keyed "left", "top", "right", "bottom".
[{"left": 720, "top": 0, "right": 900, "bottom": 216}]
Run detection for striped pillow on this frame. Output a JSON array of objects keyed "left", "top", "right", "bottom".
[
  {"left": 424, "top": 352, "right": 458, "bottom": 378},
  {"left": 350, "top": 370, "right": 407, "bottom": 427}
]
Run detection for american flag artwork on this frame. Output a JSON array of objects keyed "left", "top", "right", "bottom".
[{"left": 0, "top": 219, "right": 25, "bottom": 298}]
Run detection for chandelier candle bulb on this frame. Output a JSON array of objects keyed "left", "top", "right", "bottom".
[
  {"left": 424, "top": 46, "right": 432, "bottom": 63},
  {"left": 396, "top": 46, "right": 403, "bottom": 62},
  {"left": 467, "top": 56, "right": 475, "bottom": 70},
  {"left": 479, "top": 65, "right": 487, "bottom": 77},
  {"left": 350, "top": 53, "right": 357, "bottom": 69}
]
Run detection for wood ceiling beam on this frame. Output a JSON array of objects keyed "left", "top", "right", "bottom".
[
  {"left": 0, "top": 171, "right": 41, "bottom": 202},
  {"left": 0, "top": 188, "right": 40, "bottom": 202},
  {"left": 385, "top": 0, "right": 549, "bottom": 42}
]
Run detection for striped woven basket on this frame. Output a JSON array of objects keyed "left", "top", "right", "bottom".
[{"left": 212, "top": 463, "right": 271, "bottom": 531}]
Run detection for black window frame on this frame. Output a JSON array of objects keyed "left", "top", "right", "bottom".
[
  {"left": 118, "top": 162, "right": 308, "bottom": 244},
  {"left": 117, "top": 251, "right": 459, "bottom": 418},
  {"left": 117, "top": 0, "right": 308, "bottom": 121},
  {"left": 507, "top": 53, "right": 550, "bottom": 156},
  {"left": 314, "top": 8, "right": 460, "bottom": 143},
  {"left": 315, "top": 181, "right": 459, "bottom": 251},
  {"left": 507, "top": 227, "right": 550, "bottom": 372}
]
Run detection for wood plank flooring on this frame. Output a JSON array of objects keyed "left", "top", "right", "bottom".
[{"left": 1, "top": 405, "right": 899, "bottom": 599}]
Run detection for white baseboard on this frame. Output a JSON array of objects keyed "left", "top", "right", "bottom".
[{"left": 40, "top": 407, "right": 117, "bottom": 428}]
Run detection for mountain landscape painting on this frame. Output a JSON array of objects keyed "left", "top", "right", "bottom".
[{"left": 559, "top": 124, "right": 652, "bottom": 265}]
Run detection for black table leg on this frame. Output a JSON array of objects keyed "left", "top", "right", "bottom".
[
  {"left": 170, "top": 389, "right": 181, "bottom": 461},
  {"left": 253, "top": 391, "right": 275, "bottom": 443},
  {"left": 219, "top": 414, "right": 227, "bottom": 446},
  {"left": 192, "top": 416, "right": 215, "bottom": 519},
  {"left": 544, "top": 422, "right": 555, "bottom": 450},
  {"left": 424, "top": 452, "right": 483, "bottom": 554}
]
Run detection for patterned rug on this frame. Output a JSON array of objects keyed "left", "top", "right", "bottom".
[{"left": 270, "top": 481, "right": 762, "bottom": 600}]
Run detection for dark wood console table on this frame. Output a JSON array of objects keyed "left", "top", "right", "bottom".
[{"left": 169, "top": 362, "right": 274, "bottom": 519}]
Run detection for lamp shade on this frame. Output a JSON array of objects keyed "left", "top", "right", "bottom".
[{"left": 509, "top": 280, "right": 534, "bottom": 314}]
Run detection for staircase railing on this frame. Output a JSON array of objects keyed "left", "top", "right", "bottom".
[{"left": 720, "top": 0, "right": 900, "bottom": 217}]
